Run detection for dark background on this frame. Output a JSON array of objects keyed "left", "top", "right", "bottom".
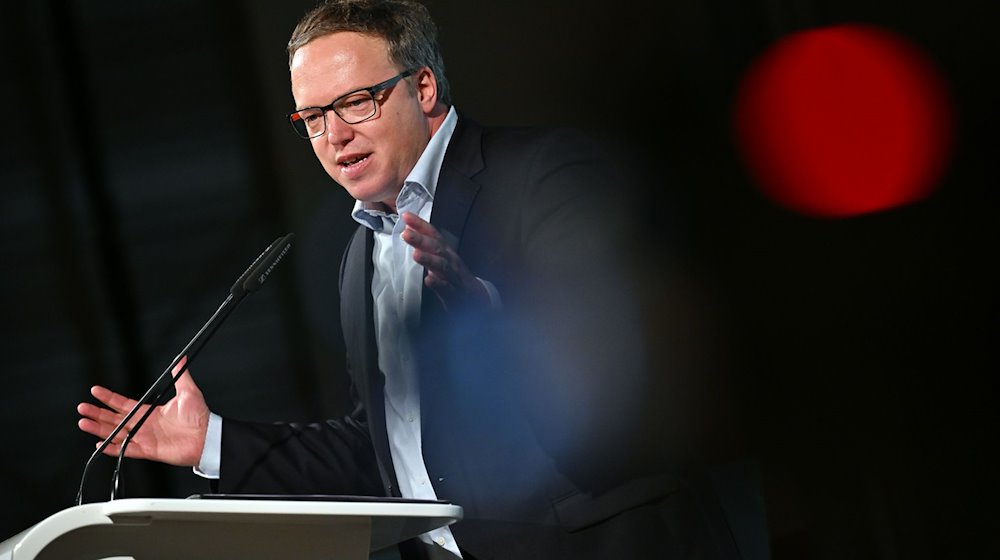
[{"left": 0, "top": 0, "right": 995, "bottom": 558}]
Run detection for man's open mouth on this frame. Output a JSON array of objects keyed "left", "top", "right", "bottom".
[{"left": 340, "top": 155, "right": 369, "bottom": 167}]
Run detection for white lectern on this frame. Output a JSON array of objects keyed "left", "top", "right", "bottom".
[{"left": 0, "top": 497, "right": 463, "bottom": 560}]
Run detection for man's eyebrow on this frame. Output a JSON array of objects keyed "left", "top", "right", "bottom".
[{"left": 295, "top": 83, "right": 368, "bottom": 112}]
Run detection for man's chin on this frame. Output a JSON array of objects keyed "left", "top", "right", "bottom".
[
  {"left": 338, "top": 179, "right": 371, "bottom": 199},
  {"left": 342, "top": 184, "right": 396, "bottom": 208}
]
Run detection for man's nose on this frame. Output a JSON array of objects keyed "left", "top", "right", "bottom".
[{"left": 324, "top": 111, "right": 354, "bottom": 145}]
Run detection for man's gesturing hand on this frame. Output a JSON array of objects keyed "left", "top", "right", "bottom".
[
  {"left": 400, "top": 211, "right": 491, "bottom": 311},
  {"left": 76, "top": 357, "right": 210, "bottom": 468}
]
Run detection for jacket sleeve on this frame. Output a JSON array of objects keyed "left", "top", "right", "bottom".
[
  {"left": 216, "top": 398, "right": 384, "bottom": 495},
  {"left": 507, "top": 130, "right": 657, "bottom": 490}
]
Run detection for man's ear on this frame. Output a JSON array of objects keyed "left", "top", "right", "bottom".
[{"left": 413, "top": 67, "right": 439, "bottom": 113}]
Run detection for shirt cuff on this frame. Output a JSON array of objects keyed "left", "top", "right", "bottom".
[
  {"left": 477, "top": 277, "right": 502, "bottom": 309},
  {"left": 192, "top": 412, "right": 222, "bottom": 480}
]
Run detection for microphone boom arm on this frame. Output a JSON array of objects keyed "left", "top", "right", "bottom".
[{"left": 75, "top": 233, "right": 294, "bottom": 506}]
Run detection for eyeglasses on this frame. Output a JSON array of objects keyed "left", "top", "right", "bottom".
[{"left": 287, "top": 69, "right": 416, "bottom": 139}]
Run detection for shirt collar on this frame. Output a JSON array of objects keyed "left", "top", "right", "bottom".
[{"left": 352, "top": 107, "right": 459, "bottom": 231}]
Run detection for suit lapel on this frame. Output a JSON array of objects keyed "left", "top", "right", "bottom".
[
  {"left": 429, "top": 115, "right": 485, "bottom": 251},
  {"left": 420, "top": 115, "right": 487, "bottom": 343}
]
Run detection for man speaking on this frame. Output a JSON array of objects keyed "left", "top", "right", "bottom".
[{"left": 79, "top": 1, "right": 744, "bottom": 558}]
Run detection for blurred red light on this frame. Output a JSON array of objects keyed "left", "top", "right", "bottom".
[{"left": 734, "top": 24, "right": 953, "bottom": 218}]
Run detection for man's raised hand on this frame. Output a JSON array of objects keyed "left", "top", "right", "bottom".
[
  {"left": 76, "top": 356, "right": 209, "bottom": 468},
  {"left": 400, "top": 211, "right": 491, "bottom": 311}
]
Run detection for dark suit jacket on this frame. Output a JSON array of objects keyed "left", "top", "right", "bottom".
[{"left": 217, "top": 116, "right": 747, "bottom": 559}]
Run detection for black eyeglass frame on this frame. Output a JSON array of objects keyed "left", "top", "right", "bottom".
[{"left": 287, "top": 68, "right": 417, "bottom": 139}]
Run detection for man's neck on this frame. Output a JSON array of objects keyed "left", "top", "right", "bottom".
[{"left": 374, "top": 198, "right": 398, "bottom": 215}]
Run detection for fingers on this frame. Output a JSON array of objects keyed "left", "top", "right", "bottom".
[
  {"left": 90, "top": 385, "right": 137, "bottom": 414},
  {"left": 79, "top": 410, "right": 151, "bottom": 460},
  {"left": 401, "top": 213, "right": 445, "bottom": 255},
  {"left": 77, "top": 401, "right": 126, "bottom": 427},
  {"left": 400, "top": 211, "right": 435, "bottom": 236},
  {"left": 424, "top": 268, "right": 455, "bottom": 291},
  {"left": 78, "top": 416, "right": 132, "bottom": 451},
  {"left": 78, "top": 416, "right": 118, "bottom": 442},
  {"left": 77, "top": 400, "right": 138, "bottom": 442},
  {"left": 400, "top": 212, "right": 490, "bottom": 310},
  {"left": 411, "top": 247, "right": 449, "bottom": 274},
  {"left": 78, "top": 388, "right": 149, "bottom": 443},
  {"left": 400, "top": 212, "right": 456, "bottom": 277}
]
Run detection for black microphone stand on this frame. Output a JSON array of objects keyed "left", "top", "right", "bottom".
[
  {"left": 75, "top": 234, "right": 293, "bottom": 506},
  {"left": 109, "top": 292, "right": 239, "bottom": 501}
]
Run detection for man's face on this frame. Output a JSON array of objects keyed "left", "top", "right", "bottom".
[{"left": 290, "top": 32, "right": 434, "bottom": 208}]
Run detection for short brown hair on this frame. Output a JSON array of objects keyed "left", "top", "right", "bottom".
[{"left": 288, "top": 0, "right": 451, "bottom": 106}]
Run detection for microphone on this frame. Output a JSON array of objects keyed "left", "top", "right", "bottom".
[
  {"left": 231, "top": 233, "right": 294, "bottom": 297},
  {"left": 75, "top": 233, "right": 295, "bottom": 506}
]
